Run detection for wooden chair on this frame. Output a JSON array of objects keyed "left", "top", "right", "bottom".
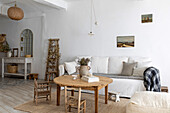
[
  {"left": 34, "top": 79, "right": 51, "bottom": 105},
  {"left": 64, "top": 86, "right": 86, "bottom": 113}
]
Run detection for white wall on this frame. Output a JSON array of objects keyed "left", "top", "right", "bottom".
[
  {"left": 45, "top": 0, "right": 170, "bottom": 88},
  {"left": 0, "top": 15, "right": 44, "bottom": 78}
]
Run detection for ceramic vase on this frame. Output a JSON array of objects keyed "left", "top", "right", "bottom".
[
  {"left": 79, "top": 66, "right": 91, "bottom": 78},
  {"left": 7, "top": 51, "right": 12, "bottom": 57}
]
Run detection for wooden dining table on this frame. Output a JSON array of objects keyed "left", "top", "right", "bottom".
[{"left": 53, "top": 75, "right": 113, "bottom": 113}]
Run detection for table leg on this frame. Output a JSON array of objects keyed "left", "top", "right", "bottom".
[
  {"left": 105, "top": 85, "right": 108, "bottom": 104},
  {"left": 2, "top": 58, "right": 4, "bottom": 78},
  {"left": 95, "top": 86, "right": 99, "bottom": 113},
  {"left": 57, "top": 85, "right": 61, "bottom": 106},
  {"left": 24, "top": 62, "right": 27, "bottom": 80}
]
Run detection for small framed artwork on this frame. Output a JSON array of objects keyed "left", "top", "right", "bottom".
[
  {"left": 117, "top": 36, "right": 135, "bottom": 48},
  {"left": 21, "top": 37, "right": 24, "bottom": 42},
  {"left": 12, "top": 48, "right": 19, "bottom": 57},
  {"left": 21, "top": 47, "right": 23, "bottom": 51},
  {"left": 142, "top": 14, "right": 152, "bottom": 23}
]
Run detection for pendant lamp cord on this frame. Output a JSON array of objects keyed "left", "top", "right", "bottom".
[
  {"left": 90, "top": 0, "right": 93, "bottom": 32},
  {"left": 90, "top": 0, "right": 97, "bottom": 34},
  {"left": 92, "top": 0, "right": 97, "bottom": 25}
]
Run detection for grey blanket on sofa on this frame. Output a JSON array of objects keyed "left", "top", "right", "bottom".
[
  {"left": 93, "top": 73, "right": 144, "bottom": 80},
  {"left": 69, "top": 72, "right": 144, "bottom": 80}
]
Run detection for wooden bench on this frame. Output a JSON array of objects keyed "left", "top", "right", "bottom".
[
  {"left": 161, "top": 86, "right": 168, "bottom": 93},
  {"left": 108, "top": 91, "right": 120, "bottom": 102}
]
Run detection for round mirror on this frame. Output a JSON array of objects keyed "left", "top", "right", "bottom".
[{"left": 20, "top": 29, "right": 33, "bottom": 57}]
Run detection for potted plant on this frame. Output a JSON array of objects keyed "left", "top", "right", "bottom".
[
  {"left": 2, "top": 44, "right": 11, "bottom": 51},
  {"left": 78, "top": 58, "right": 91, "bottom": 78},
  {"left": 0, "top": 42, "right": 11, "bottom": 54},
  {"left": 2, "top": 44, "right": 11, "bottom": 57}
]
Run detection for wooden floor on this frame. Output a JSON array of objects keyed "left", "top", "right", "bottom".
[{"left": 0, "top": 77, "right": 55, "bottom": 113}]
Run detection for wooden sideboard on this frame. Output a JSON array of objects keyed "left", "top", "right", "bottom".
[{"left": 2, "top": 57, "right": 33, "bottom": 80}]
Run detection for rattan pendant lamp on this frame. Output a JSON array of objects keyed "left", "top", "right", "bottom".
[{"left": 7, "top": 1, "right": 24, "bottom": 21}]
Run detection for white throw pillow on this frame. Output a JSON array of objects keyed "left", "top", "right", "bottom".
[
  {"left": 133, "top": 67, "right": 147, "bottom": 76},
  {"left": 108, "top": 57, "right": 128, "bottom": 74},
  {"left": 91, "top": 57, "right": 109, "bottom": 73},
  {"left": 64, "top": 61, "right": 77, "bottom": 75},
  {"left": 137, "top": 61, "right": 152, "bottom": 68}
]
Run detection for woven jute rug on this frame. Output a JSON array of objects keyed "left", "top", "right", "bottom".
[{"left": 14, "top": 91, "right": 129, "bottom": 113}]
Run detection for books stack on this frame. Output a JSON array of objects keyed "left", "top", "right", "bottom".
[{"left": 81, "top": 76, "right": 99, "bottom": 83}]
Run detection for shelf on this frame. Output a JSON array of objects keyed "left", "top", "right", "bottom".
[
  {"left": 4, "top": 73, "right": 30, "bottom": 76},
  {"left": 2, "top": 57, "right": 33, "bottom": 80}
]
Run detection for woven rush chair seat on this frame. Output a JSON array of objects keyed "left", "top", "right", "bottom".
[
  {"left": 67, "top": 96, "right": 86, "bottom": 106},
  {"left": 65, "top": 86, "right": 86, "bottom": 113}
]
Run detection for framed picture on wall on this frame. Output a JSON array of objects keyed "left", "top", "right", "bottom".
[
  {"left": 12, "top": 48, "right": 18, "bottom": 57},
  {"left": 117, "top": 36, "right": 135, "bottom": 48},
  {"left": 142, "top": 14, "right": 153, "bottom": 23}
]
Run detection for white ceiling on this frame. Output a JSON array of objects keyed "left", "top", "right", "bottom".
[{"left": 0, "top": 0, "right": 63, "bottom": 14}]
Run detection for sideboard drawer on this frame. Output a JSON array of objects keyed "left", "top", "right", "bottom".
[{"left": 4, "top": 59, "right": 25, "bottom": 63}]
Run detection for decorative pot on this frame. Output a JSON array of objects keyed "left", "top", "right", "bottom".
[
  {"left": 7, "top": 51, "right": 12, "bottom": 57},
  {"left": 79, "top": 66, "right": 91, "bottom": 78}
]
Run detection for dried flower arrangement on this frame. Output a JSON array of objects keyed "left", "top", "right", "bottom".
[{"left": 78, "top": 58, "right": 90, "bottom": 66}]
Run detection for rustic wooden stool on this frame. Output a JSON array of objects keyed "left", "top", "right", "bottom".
[
  {"left": 29, "top": 73, "right": 39, "bottom": 80},
  {"left": 161, "top": 86, "right": 168, "bottom": 93},
  {"left": 108, "top": 91, "right": 120, "bottom": 102}
]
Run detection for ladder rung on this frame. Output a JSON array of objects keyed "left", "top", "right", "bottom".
[{"left": 45, "top": 39, "right": 60, "bottom": 81}]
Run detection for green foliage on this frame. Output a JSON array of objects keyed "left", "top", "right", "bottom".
[
  {"left": 78, "top": 58, "right": 90, "bottom": 66},
  {"left": 0, "top": 43, "right": 11, "bottom": 52}
]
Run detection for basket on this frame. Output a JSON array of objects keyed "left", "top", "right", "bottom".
[
  {"left": 7, "top": 65, "right": 18, "bottom": 73},
  {"left": 25, "top": 55, "right": 31, "bottom": 58}
]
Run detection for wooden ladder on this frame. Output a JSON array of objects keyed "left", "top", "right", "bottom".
[{"left": 45, "top": 39, "right": 60, "bottom": 81}]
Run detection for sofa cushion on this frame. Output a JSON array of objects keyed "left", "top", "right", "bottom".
[
  {"left": 137, "top": 61, "right": 152, "bottom": 68},
  {"left": 91, "top": 57, "right": 109, "bottom": 73},
  {"left": 121, "top": 62, "right": 137, "bottom": 76},
  {"left": 128, "top": 57, "right": 151, "bottom": 63},
  {"left": 108, "top": 57, "right": 128, "bottom": 74},
  {"left": 131, "top": 61, "right": 152, "bottom": 76},
  {"left": 133, "top": 67, "right": 147, "bottom": 76}
]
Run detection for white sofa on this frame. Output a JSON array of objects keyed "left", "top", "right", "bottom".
[{"left": 59, "top": 56, "right": 152, "bottom": 97}]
